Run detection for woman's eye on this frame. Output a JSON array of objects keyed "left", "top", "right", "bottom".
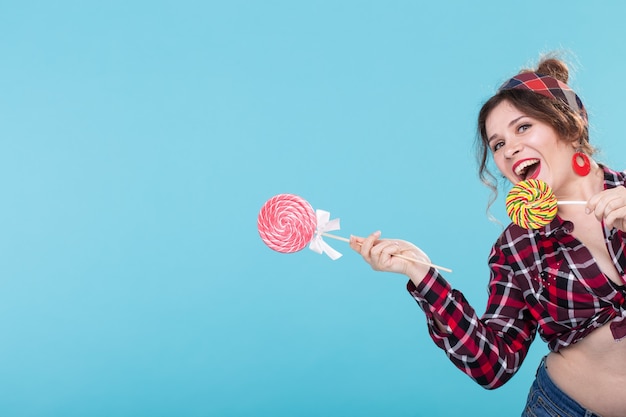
[
  {"left": 517, "top": 124, "right": 531, "bottom": 133},
  {"left": 492, "top": 141, "right": 504, "bottom": 152}
]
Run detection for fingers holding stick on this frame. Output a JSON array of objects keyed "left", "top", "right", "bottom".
[{"left": 345, "top": 231, "right": 452, "bottom": 273}]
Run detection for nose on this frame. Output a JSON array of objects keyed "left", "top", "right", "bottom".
[{"left": 503, "top": 141, "right": 522, "bottom": 159}]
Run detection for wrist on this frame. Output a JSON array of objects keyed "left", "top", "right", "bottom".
[{"left": 406, "top": 264, "right": 430, "bottom": 287}]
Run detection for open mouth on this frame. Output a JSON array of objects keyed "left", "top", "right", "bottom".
[{"left": 514, "top": 159, "right": 540, "bottom": 180}]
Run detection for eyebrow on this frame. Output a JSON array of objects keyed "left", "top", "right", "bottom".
[{"left": 487, "top": 115, "right": 526, "bottom": 144}]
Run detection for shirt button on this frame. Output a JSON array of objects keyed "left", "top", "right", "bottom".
[{"left": 562, "top": 221, "right": 574, "bottom": 234}]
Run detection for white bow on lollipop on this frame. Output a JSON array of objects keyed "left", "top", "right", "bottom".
[{"left": 309, "top": 209, "right": 343, "bottom": 260}]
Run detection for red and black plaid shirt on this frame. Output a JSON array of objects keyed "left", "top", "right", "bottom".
[{"left": 408, "top": 166, "right": 626, "bottom": 389}]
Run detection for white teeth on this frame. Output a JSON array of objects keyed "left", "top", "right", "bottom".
[{"left": 515, "top": 159, "right": 539, "bottom": 176}]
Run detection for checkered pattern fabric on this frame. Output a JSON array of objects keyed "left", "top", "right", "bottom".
[
  {"left": 499, "top": 72, "right": 588, "bottom": 125},
  {"left": 407, "top": 166, "right": 626, "bottom": 389}
]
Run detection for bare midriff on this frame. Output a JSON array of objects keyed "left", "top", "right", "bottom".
[{"left": 546, "top": 322, "right": 626, "bottom": 417}]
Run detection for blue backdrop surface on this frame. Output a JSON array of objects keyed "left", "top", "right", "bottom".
[{"left": 1, "top": 1, "right": 626, "bottom": 416}]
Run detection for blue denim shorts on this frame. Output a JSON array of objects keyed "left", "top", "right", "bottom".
[{"left": 522, "top": 357, "right": 602, "bottom": 417}]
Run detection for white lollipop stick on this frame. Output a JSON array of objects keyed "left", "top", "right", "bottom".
[
  {"left": 322, "top": 232, "right": 453, "bottom": 273},
  {"left": 558, "top": 200, "right": 587, "bottom": 205}
]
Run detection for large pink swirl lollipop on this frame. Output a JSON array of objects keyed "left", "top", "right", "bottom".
[
  {"left": 257, "top": 193, "right": 317, "bottom": 253},
  {"left": 257, "top": 193, "right": 453, "bottom": 272}
]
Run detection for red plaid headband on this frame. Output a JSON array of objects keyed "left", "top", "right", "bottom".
[{"left": 498, "top": 72, "right": 588, "bottom": 125}]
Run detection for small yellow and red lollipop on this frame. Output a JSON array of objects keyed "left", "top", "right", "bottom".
[{"left": 506, "top": 179, "right": 586, "bottom": 229}]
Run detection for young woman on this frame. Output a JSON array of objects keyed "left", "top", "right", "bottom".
[{"left": 350, "top": 57, "right": 626, "bottom": 417}]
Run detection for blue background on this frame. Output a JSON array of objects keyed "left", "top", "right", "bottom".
[{"left": 1, "top": 1, "right": 626, "bottom": 416}]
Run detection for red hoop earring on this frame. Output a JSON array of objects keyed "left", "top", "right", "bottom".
[{"left": 572, "top": 152, "right": 591, "bottom": 176}]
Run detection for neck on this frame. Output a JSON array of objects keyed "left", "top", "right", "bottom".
[{"left": 554, "top": 164, "right": 604, "bottom": 202}]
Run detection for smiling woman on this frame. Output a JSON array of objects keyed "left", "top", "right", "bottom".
[
  {"left": 350, "top": 55, "right": 626, "bottom": 417},
  {"left": 478, "top": 59, "right": 594, "bottom": 195}
]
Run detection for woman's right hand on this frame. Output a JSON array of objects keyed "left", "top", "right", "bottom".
[{"left": 349, "top": 231, "right": 432, "bottom": 286}]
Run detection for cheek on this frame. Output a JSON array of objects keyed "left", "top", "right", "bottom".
[
  {"left": 492, "top": 156, "right": 515, "bottom": 181},
  {"left": 492, "top": 154, "right": 506, "bottom": 172}
]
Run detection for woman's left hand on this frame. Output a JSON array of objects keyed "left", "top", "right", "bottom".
[
  {"left": 588, "top": 186, "right": 626, "bottom": 232},
  {"left": 349, "top": 231, "right": 433, "bottom": 285}
]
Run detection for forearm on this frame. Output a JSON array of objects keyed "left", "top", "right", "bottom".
[{"left": 407, "top": 273, "right": 536, "bottom": 389}]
